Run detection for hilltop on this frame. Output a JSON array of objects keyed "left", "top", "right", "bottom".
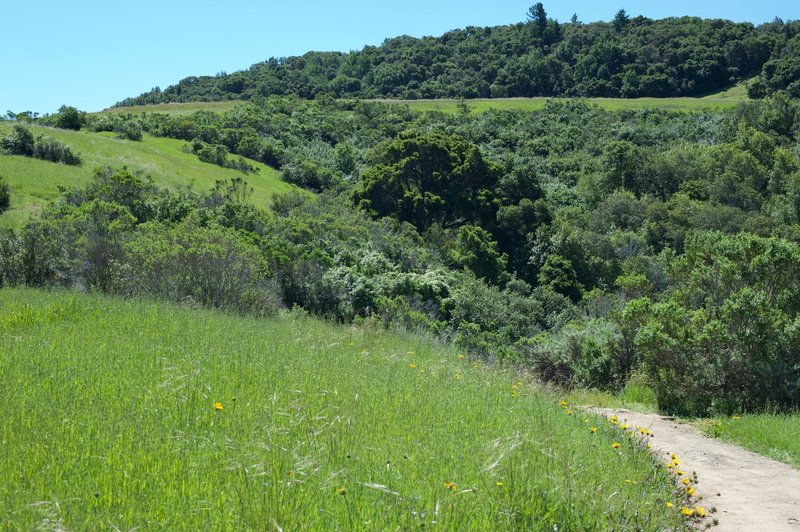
[{"left": 116, "top": 8, "right": 800, "bottom": 106}]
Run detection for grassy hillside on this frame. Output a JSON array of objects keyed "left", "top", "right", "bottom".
[
  {"left": 103, "top": 100, "right": 245, "bottom": 115},
  {"left": 0, "top": 123, "right": 296, "bottom": 230},
  {"left": 0, "top": 288, "right": 686, "bottom": 530},
  {"left": 99, "top": 80, "right": 752, "bottom": 118}
]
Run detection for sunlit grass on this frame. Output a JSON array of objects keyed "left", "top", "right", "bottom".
[
  {"left": 0, "top": 123, "right": 297, "bottom": 230},
  {"left": 697, "top": 413, "right": 800, "bottom": 468},
  {"left": 0, "top": 288, "right": 684, "bottom": 529},
  {"left": 101, "top": 100, "right": 246, "bottom": 115}
]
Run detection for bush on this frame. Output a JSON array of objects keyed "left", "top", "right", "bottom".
[
  {"left": 0, "top": 175, "right": 10, "bottom": 213},
  {"left": 115, "top": 121, "right": 143, "bottom": 141},
  {"left": 629, "top": 232, "right": 800, "bottom": 415},
  {"left": 1, "top": 125, "right": 35, "bottom": 156},
  {"left": 33, "top": 136, "right": 81, "bottom": 165},
  {"left": 122, "top": 220, "right": 280, "bottom": 316}
]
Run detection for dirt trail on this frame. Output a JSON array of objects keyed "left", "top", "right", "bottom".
[{"left": 595, "top": 408, "right": 800, "bottom": 531}]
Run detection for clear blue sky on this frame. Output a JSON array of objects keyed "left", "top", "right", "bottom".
[{"left": 1, "top": 0, "right": 797, "bottom": 114}]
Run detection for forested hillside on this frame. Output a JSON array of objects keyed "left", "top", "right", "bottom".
[{"left": 116, "top": 5, "right": 800, "bottom": 106}]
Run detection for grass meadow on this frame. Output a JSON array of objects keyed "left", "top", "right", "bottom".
[
  {"left": 0, "top": 289, "right": 686, "bottom": 530},
  {"left": 0, "top": 123, "right": 296, "bottom": 230},
  {"left": 697, "top": 414, "right": 800, "bottom": 469}
]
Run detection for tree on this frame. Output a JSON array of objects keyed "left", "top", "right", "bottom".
[
  {"left": 354, "top": 133, "right": 500, "bottom": 232},
  {"left": 613, "top": 9, "right": 630, "bottom": 32},
  {"left": 55, "top": 105, "right": 85, "bottom": 130},
  {"left": 0, "top": 125, "right": 35, "bottom": 156},
  {"left": 527, "top": 3, "right": 548, "bottom": 37}
]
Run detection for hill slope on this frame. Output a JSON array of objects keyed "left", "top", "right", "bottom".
[
  {"left": 0, "top": 288, "right": 686, "bottom": 529},
  {"left": 0, "top": 123, "right": 295, "bottom": 229}
]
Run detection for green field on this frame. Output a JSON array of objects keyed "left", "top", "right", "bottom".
[
  {"left": 371, "top": 80, "right": 751, "bottom": 114},
  {"left": 101, "top": 100, "right": 246, "bottom": 115},
  {"left": 0, "top": 123, "right": 296, "bottom": 230},
  {"left": 0, "top": 288, "right": 686, "bottom": 530},
  {"left": 698, "top": 414, "right": 800, "bottom": 468}
]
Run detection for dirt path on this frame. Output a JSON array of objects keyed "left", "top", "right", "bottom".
[{"left": 595, "top": 408, "right": 800, "bottom": 531}]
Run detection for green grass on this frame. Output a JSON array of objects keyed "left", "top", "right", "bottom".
[
  {"left": 697, "top": 413, "right": 800, "bottom": 468},
  {"left": 101, "top": 100, "right": 246, "bottom": 115},
  {"left": 0, "top": 288, "right": 685, "bottom": 530},
  {"left": 372, "top": 80, "right": 753, "bottom": 114},
  {"left": 378, "top": 94, "right": 746, "bottom": 114},
  {"left": 0, "top": 123, "right": 297, "bottom": 230}
]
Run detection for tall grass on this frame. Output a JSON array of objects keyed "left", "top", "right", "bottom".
[
  {"left": 0, "top": 289, "right": 684, "bottom": 529},
  {"left": 698, "top": 414, "right": 800, "bottom": 468}
]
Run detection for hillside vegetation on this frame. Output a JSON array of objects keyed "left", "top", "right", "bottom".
[
  {"left": 115, "top": 6, "right": 800, "bottom": 106},
  {"left": 3, "top": 92, "right": 800, "bottom": 418},
  {"left": 0, "top": 122, "right": 295, "bottom": 229},
  {"left": 0, "top": 289, "right": 685, "bottom": 529}
]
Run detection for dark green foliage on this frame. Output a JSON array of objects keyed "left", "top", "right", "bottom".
[
  {"left": 451, "top": 225, "right": 507, "bottom": 284},
  {"left": 628, "top": 232, "right": 800, "bottom": 415},
  {"left": 1, "top": 125, "right": 35, "bottom": 156},
  {"left": 53, "top": 105, "right": 86, "bottom": 130},
  {"left": 0, "top": 175, "right": 10, "bottom": 213},
  {"left": 1, "top": 125, "right": 80, "bottom": 165},
  {"left": 354, "top": 133, "right": 500, "bottom": 232},
  {"left": 116, "top": 13, "right": 798, "bottom": 105},
  {"left": 32, "top": 135, "right": 81, "bottom": 165}
]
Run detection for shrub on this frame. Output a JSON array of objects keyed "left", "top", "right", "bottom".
[
  {"left": 1, "top": 125, "right": 35, "bottom": 156},
  {"left": 122, "top": 220, "right": 280, "bottom": 316},
  {"left": 33, "top": 136, "right": 81, "bottom": 165},
  {"left": 0, "top": 175, "right": 10, "bottom": 213},
  {"left": 629, "top": 231, "right": 800, "bottom": 415}
]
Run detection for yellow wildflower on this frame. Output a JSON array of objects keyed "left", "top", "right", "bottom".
[
  {"left": 612, "top": 442, "right": 621, "bottom": 449},
  {"left": 686, "top": 486, "right": 696, "bottom": 496},
  {"left": 666, "top": 502, "right": 674, "bottom": 508},
  {"left": 214, "top": 402, "right": 223, "bottom": 411},
  {"left": 455, "top": 372, "right": 462, "bottom": 380},
  {"left": 496, "top": 481, "right": 503, "bottom": 487},
  {"left": 610, "top": 415, "right": 619, "bottom": 425},
  {"left": 590, "top": 427, "right": 597, "bottom": 433},
  {"left": 621, "top": 423, "right": 628, "bottom": 430},
  {"left": 457, "top": 354, "right": 465, "bottom": 360},
  {"left": 559, "top": 400, "right": 568, "bottom": 407},
  {"left": 694, "top": 506, "right": 707, "bottom": 517},
  {"left": 566, "top": 410, "right": 573, "bottom": 416},
  {"left": 444, "top": 482, "right": 456, "bottom": 491},
  {"left": 337, "top": 487, "right": 347, "bottom": 495},
  {"left": 682, "top": 478, "right": 691, "bottom": 485},
  {"left": 409, "top": 363, "right": 417, "bottom": 369},
  {"left": 681, "top": 507, "right": 694, "bottom": 517}
]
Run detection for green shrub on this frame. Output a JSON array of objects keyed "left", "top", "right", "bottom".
[
  {"left": 121, "top": 219, "right": 280, "bottom": 316},
  {"left": 0, "top": 175, "right": 10, "bottom": 213},
  {"left": 629, "top": 231, "right": 800, "bottom": 415}
]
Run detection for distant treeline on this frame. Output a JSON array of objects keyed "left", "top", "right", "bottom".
[{"left": 115, "top": 6, "right": 800, "bottom": 106}]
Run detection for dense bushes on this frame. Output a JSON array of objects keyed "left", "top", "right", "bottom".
[
  {"left": 624, "top": 232, "right": 800, "bottom": 415},
  {"left": 1, "top": 125, "right": 81, "bottom": 165}
]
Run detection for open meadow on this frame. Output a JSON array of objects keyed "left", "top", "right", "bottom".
[
  {"left": 0, "top": 289, "right": 686, "bottom": 530},
  {"left": 0, "top": 123, "right": 295, "bottom": 230}
]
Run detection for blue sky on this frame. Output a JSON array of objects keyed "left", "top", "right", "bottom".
[{"left": 2, "top": 0, "right": 798, "bottom": 114}]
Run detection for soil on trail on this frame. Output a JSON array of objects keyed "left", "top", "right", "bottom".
[{"left": 596, "top": 408, "right": 800, "bottom": 531}]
